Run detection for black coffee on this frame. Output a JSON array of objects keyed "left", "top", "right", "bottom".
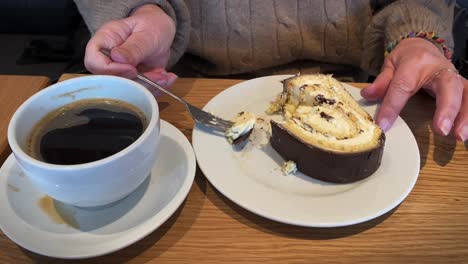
[{"left": 28, "top": 99, "right": 147, "bottom": 165}]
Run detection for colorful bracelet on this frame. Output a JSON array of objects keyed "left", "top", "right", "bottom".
[{"left": 384, "top": 31, "right": 452, "bottom": 59}]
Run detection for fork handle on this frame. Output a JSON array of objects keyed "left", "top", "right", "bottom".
[
  {"left": 135, "top": 74, "right": 187, "bottom": 104},
  {"left": 100, "top": 49, "right": 187, "bottom": 105}
]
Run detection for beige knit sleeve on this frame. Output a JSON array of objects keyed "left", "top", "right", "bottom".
[
  {"left": 361, "top": 0, "right": 455, "bottom": 76},
  {"left": 74, "top": 0, "right": 191, "bottom": 68}
]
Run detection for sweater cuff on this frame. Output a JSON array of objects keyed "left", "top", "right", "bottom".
[
  {"left": 361, "top": 0, "right": 454, "bottom": 76},
  {"left": 74, "top": 0, "right": 190, "bottom": 68}
]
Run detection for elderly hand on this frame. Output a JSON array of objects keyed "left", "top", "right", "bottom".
[
  {"left": 84, "top": 4, "right": 177, "bottom": 87},
  {"left": 361, "top": 38, "right": 467, "bottom": 141}
]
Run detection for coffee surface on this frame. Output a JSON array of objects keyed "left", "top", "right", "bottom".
[{"left": 29, "top": 99, "right": 147, "bottom": 165}]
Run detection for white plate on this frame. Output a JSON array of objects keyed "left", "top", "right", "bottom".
[
  {"left": 192, "top": 75, "right": 420, "bottom": 227},
  {"left": 0, "top": 120, "right": 196, "bottom": 259}
]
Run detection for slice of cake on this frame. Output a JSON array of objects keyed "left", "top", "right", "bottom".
[{"left": 268, "top": 74, "right": 385, "bottom": 183}]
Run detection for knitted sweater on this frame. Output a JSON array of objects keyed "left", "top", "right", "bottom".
[{"left": 74, "top": 0, "right": 454, "bottom": 77}]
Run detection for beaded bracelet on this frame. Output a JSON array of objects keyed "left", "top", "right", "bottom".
[{"left": 384, "top": 31, "right": 452, "bottom": 59}]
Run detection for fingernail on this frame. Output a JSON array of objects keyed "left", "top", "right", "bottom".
[
  {"left": 158, "top": 80, "right": 168, "bottom": 87},
  {"left": 440, "top": 118, "right": 452, "bottom": 136},
  {"left": 378, "top": 118, "right": 390, "bottom": 132},
  {"left": 459, "top": 125, "right": 468, "bottom": 142},
  {"left": 168, "top": 72, "right": 178, "bottom": 79}
]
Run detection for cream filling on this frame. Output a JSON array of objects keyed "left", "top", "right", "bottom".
[
  {"left": 225, "top": 112, "right": 256, "bottom": 144},
  {"left": 284, "top": 109, "right": 378, "bottom": 153}
]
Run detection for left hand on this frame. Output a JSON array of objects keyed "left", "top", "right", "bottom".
[{"left": 361, "top": 38, "right": 467, "bottom": 141}]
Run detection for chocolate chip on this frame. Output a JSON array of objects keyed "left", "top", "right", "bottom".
[
  {"left": 315, "top": 94, "right": 335, "bottom": 105},
  {"left": 303, "top": 123, "right": 314, "bottom": 132},
  {"left": 293, "top": 118, "right": 314, "bottom": 132},
  {"left": 320, "top": 112, "right": 334, "bottom": 121},
  {"left": 316, "top": 94, "right": 326, "bottom": 104}
]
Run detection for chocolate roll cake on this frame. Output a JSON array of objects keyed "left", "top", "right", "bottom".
[{"left": 268, "top": 74, "right": 385, "bottom": 183}]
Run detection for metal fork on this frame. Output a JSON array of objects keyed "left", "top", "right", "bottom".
[
  {"left": 136, "top": 74, "right": 233, "bottom": 131},
  {"left": 101, "top": 50, "right": 233, "bottom": 132}
]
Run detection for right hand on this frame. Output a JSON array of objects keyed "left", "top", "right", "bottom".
[
  {"left": 361, "top": 38, "right": 467, "bottom": 141},
  {"left": 84, "top": 4, "right": 177, "bottom": 87}
]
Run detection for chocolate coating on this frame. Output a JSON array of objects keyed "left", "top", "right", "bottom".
[
  {"left": 232, "top": 128, "right": 254, "bottom": 145},
  {"left": 270, "top": 121, "right": 385, "bottom": 183}
]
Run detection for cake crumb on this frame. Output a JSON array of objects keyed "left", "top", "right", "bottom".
[{"left": 281, "top": 161, "right": 297, "bottom": 176}]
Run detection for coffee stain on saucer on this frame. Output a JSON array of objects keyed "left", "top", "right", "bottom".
[
  {"left": 55, "top": 87, "right": 97, "bottom": 100},
  {"left": 38, "top": 196, "right": 80, "bottom": 229},
  {"left": 7, "top": 184, "right": 20, "bottom": 192}
]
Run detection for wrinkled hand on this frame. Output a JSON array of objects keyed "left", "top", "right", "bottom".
[
  {"left": 361, "top": 38, "right": 467, "bottom": 141},
  {"left": 84, "top": 4, "right": 177, "bottom": 88}
]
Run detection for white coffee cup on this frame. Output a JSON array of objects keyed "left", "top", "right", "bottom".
[{"left": 8, "top": 75, "right": 160, "bottom": 207}]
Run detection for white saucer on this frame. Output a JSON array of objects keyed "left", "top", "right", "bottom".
[
  {"left": 192, "top": 75, "right": 420, "bottom": 227},
  {"left": 0, "top": 120, "right": 196, "bottom": 259}
]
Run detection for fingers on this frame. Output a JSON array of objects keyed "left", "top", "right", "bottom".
[
  {"left": 163, "top": 72, "right": 178, "bottom": 87},
  {"left": 453, "top": 78, "right": 468, "bottom": 141},
  {"left": 361, "top": 63, "right": 394, "bottom": 101},
  {"left": 139, "top": 68, "right": 178, "bottom": 96},
  {"left": 144, "top": 69, "right": 178, "bottom": 87},
  {"left": 84, "top": 21, "right": 137, "bottom": 78},
  {"left": 136, "top": 51, "right": 171, "bottom": 71},
  {"left": 431, "top": 71, "right": 463, "bottom": 136},
  {"left": 111, "top": 31, "right": 159, "bottom": 67},
  {"left": 376, "top": 65, "right": 419, "bottom": 131},
  {"left": 85, "top": 45, "right": 136, "bottom": 78}
]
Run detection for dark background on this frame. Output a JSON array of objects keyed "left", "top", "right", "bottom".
[
  {"left": 0, "top": 0, "right": 467, "bottom": 83},
  {"left": 0, "top": 0, "right": 88, "bottom": 82}
]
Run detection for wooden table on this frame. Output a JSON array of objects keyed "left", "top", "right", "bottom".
[
  {"left": 0, "top": 75, "right": 50, "bottom": 164},
  {"left": 0, "top": 74, "right": 467, "bottom": 263}
]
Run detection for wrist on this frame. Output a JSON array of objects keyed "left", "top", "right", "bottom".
[
  {"left": 385, "top": 31, "right": 452, "bottom": 60},
  {"left": 398, "top": 38, "right": 442, "bottom": 53}
]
